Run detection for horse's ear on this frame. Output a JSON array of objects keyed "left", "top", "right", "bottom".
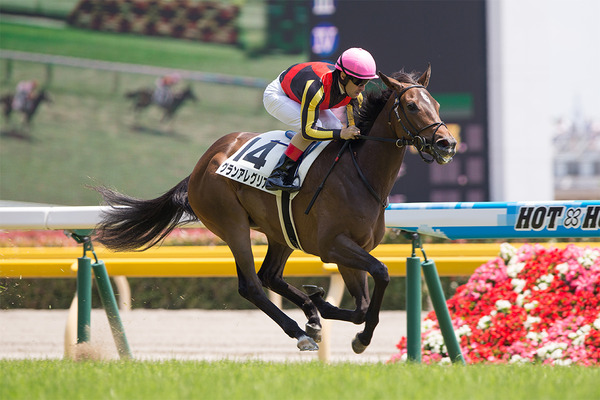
[
  {"left": 378, "top": 71, "right": 402, "bottom": 91},
  {"left": 417, "top": 63, "right": 431, "bottom": 87}
]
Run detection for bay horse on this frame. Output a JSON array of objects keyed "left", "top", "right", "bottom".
[
  {"left": 125, "top": 85, "right": 197, "bottom": 122},
  {"left": 95, "top": 66, "right": 457, "bottom": 353},
  {"left": 1, "top": 89, "right": 52, "bottom": 126}
]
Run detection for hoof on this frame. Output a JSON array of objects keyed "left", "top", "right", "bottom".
[
  {"left": 351, "top": 333, "right": 368, "bottom": 354},
  {"left": 297, "top": 335, "right": 319, "bottom": 351},
  {"left": 302, "top": 285, "right": 325, "bottom": 298},
  {"left": 305, "top": 322, "right": 322, "bottom": 343}
]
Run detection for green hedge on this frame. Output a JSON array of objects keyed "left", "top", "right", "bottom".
[{"left": 0, "top": 275, "right": 467, "bottom": 310}]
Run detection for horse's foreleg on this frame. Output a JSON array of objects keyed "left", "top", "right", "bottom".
[
  {"left": 351, "top": 263, "right": 389, "bottom": 353},
  {"left": 257, "top": 243, "right": 322, "bottom": 342},
  {"left": 304, "top": 267, "right": 369, "bottom": 324},
  {"left": 323, "top": 238, "right": 390, "bottom": 354}
]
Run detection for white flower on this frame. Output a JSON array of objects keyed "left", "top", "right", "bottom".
[
  {"left": 554, "top": 359, "right": 573, "bottom": 366},
  {"left": 495, "top": 299, "right": 512, "bottom": 312},
  {"left": 569, "top": 325, "right": 591, "bottom": 346},
  {"left": 477, "top": 315, "right": 492, "bottom": 330},
  {"left": 422, "top": 319, "right": 435, "bottom": 331},
  {"left": 577, "top": 249, "right": 600, "bottom": 268},
  {"left": 423, "top": 330, "right": 446, "bottom": 354},
  {"left": 516, "top": 290, "right": 531, "bottom": 307},
  {"left": 455, "top": 324, "right": 472, "bottom": 337},
  {"left": 500, "top": 242, "right": 517, "bottom": 262},
  {"left": 523, "top": 301, "right": 539, "bottom": 311},
  {"left": 555, "top": 262, "right": 569, "bottom": 275},
  {"left": 511, "top": 278, "right": 527, "bottom": 293},
  {"left": 594, "top": 317, "right": 600, "bottom": 330},
  {"left": 580, "top": 325, "right": 591, "bottom": 334},
  {"left": 532, "top": 274, "right": 554, "bottom": 291},
  {"left": 527, "top": 330, "right": 548, "bottom": 343},
  {"left": 536, "top": 342, "right": 567, "bottom": 360},
  {"left": 509, "top": 354, "right": 529, "bottom": 364},
  {"left": 507, "top": 262, "right": 526, "bottom": 278},
  {"left": 550, "top": 348, "right": 564, "bottom": 359},
  {"left": 524, "top": 315, "right": 541, "bottom": 329},
  {"left": 526, "top": 331, "right": 542, "bottom": 342}
]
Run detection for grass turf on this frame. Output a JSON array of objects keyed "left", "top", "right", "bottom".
[{"left": 1, "top": 359, "right": 598, "bottom": 400}]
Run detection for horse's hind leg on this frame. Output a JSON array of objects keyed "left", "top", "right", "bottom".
[
  {"left": 315, "top": 237, "right": 389, "bottom": 354},
  {"left": 217, "top": 224, "right": 318, "bottom": 350},
  {"left": 234, "top": 254, "right": 318, "bottom": 351},
  {"left": 257, "top": 242, "right": 322, "bottom": 342}
]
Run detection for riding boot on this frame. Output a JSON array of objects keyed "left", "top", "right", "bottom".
[{"left": 265, "top": 154, "right": 300, "bottom": 192}]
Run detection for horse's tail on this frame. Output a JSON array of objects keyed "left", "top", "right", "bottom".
[
  {"left": 94, "top": 176, "right": 196, "bottom": 251},
  {"left": 124, "top": 91, "right": 138, "bottom": 99}
]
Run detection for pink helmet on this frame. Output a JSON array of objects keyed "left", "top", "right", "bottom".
[{"left": 335, "top": 48, "right": 378, "bottom": 80}]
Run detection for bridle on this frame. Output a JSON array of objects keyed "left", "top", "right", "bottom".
[
  {"left": 357, "top": 84, "right": 447, "bottom": 164},
  {"left": 306, "top": 84, "right": 449, "bottom": 213}
]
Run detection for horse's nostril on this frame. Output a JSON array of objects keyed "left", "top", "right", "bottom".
[{"left": 435, "top": 139, "right": 457, "bottom": 154}]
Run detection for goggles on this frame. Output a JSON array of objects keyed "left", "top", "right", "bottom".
[{"left": 348, "top": 76, "right": 370, "bottom": 86}]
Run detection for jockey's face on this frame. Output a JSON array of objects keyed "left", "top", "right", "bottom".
[{"left": 340, "top": 72, "right": 368, "bottom": 99}]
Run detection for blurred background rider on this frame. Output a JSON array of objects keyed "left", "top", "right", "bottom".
[
  {"left": 262, "top": 47, "right": 378, "bottom": 192},
  {"left": 152, "top": 73, "right": 181, "bottom": 107},
  {"left": 12, "top": 80, "right": 38, "bottom": 111}
]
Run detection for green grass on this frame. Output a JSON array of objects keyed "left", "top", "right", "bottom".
[
  {"left": 0, "top": 19, "right": 299, "bottom": 77},
  {"left": 1, "top": 360, "right": 598, "bottom": 400},
  {"left": 0, "top": 0, "right": 77, "bottom": 19},
  {"left": 0, "top": 18, "right": 304, "bottom": 205},
  {"left": 0, "top": 0, "right": 268, "bottom": 49}
]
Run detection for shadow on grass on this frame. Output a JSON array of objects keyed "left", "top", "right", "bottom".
[
  {"left": 0, "top": 127, "right": 35, "bottom": 142},
  {"left": 129, "top": 123, "right": 189, "bottom": 142}
]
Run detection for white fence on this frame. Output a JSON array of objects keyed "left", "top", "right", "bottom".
[{"left": 1, "top": 200, "right": 598, "bottom": 239}]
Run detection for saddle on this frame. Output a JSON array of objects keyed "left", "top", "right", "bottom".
[
  {"left": 217, "top": 130, "right": 332, "bottom": 250},
  {"left": 216, "top": 130, "right": 330, "bottom": 194}
]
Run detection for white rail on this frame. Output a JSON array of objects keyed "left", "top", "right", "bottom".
[{"left": 1, "top": 201, "right": 598, "bottom": 239}]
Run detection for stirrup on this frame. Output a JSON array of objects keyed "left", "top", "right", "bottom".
[{"left": 265, "top": 178, "right": 300, "bottom": 192}]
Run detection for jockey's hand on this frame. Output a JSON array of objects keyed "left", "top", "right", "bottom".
[{"left": 340, "top": 125, "right": 360, "bottom": 140}]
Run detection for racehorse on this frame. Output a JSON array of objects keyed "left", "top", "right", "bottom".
[
  {"left": 125, "top": 85, "right": 197, "bottom": 122},
  {"left": 95, "top": 66, "right": 457, "bottom": 353},
  {"left": 1, "top": 89, "right": 52, "bottom": 126}
]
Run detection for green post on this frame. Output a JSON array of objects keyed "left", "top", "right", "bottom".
[
  {"left": 3, "top": 59, "right": 13, "bottom": 83},
  {"left": 67, "top": 229, "right": 132, "bottom": 359},
  {"left": 406, "top": 256, "right": 422, "bottom": 362},
  {"left": 44, "top": 64, "right": 53, "bottom": 86},
  {"left": 421, "top": 259, "right": 465, "bottom": 364},
  {"left": 76, "top": 256, "right": 92, "bottom": 343},
  {"left": 92, "top": 260, "right": 132, "bottom": 359}
]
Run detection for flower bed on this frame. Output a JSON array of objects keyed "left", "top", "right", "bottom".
[{"left": 390, "top": 243, "right": 600, "bottom": 366}]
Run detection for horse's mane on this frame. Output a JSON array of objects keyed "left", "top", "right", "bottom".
[{"left": 355, "top": 70, "right": 419, "bottom": 135}]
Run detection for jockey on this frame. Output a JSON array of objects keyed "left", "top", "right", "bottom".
[
  {"left": 153, "top": 73, "right": 181, "bottom": 107},
  {"left": 263, "top": 47, "right": 378, "bottom": 192},
  {"left": 12, "top": 80, "right": 38, "bottom": 111}
]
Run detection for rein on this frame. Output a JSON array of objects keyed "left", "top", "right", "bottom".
[
  {"left": 357, "top": 84, "right": 447, "bottom": 164},
  {"left": 306, "top": 84, "right": 447, "bottom": 213}
]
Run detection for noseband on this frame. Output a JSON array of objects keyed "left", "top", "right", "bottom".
[
  {"left": 357, "top": 84, "right": 447, "bottom": 164},
  {"left": 308, "top": 84, "right": 448, "bottom": 213},
  {"left": 391, "top": 85, "right": 447, "bottom": 163}
]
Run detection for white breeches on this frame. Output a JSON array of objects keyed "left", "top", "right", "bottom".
[{"left": 262, "top": 77, "right": 343, "bottom": 133}]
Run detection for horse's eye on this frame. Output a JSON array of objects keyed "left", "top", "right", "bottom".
[{"left": 407, "top": 102, "right": 418, "bottom": 112}]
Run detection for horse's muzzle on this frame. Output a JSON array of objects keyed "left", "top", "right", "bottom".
[{"left": 433, "top": 136, "right": 457, "bottom": 164}]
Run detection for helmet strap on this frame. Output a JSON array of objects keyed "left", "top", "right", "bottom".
[{"left": 337, "top": 71, "right": 350, "bottom": 94}]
